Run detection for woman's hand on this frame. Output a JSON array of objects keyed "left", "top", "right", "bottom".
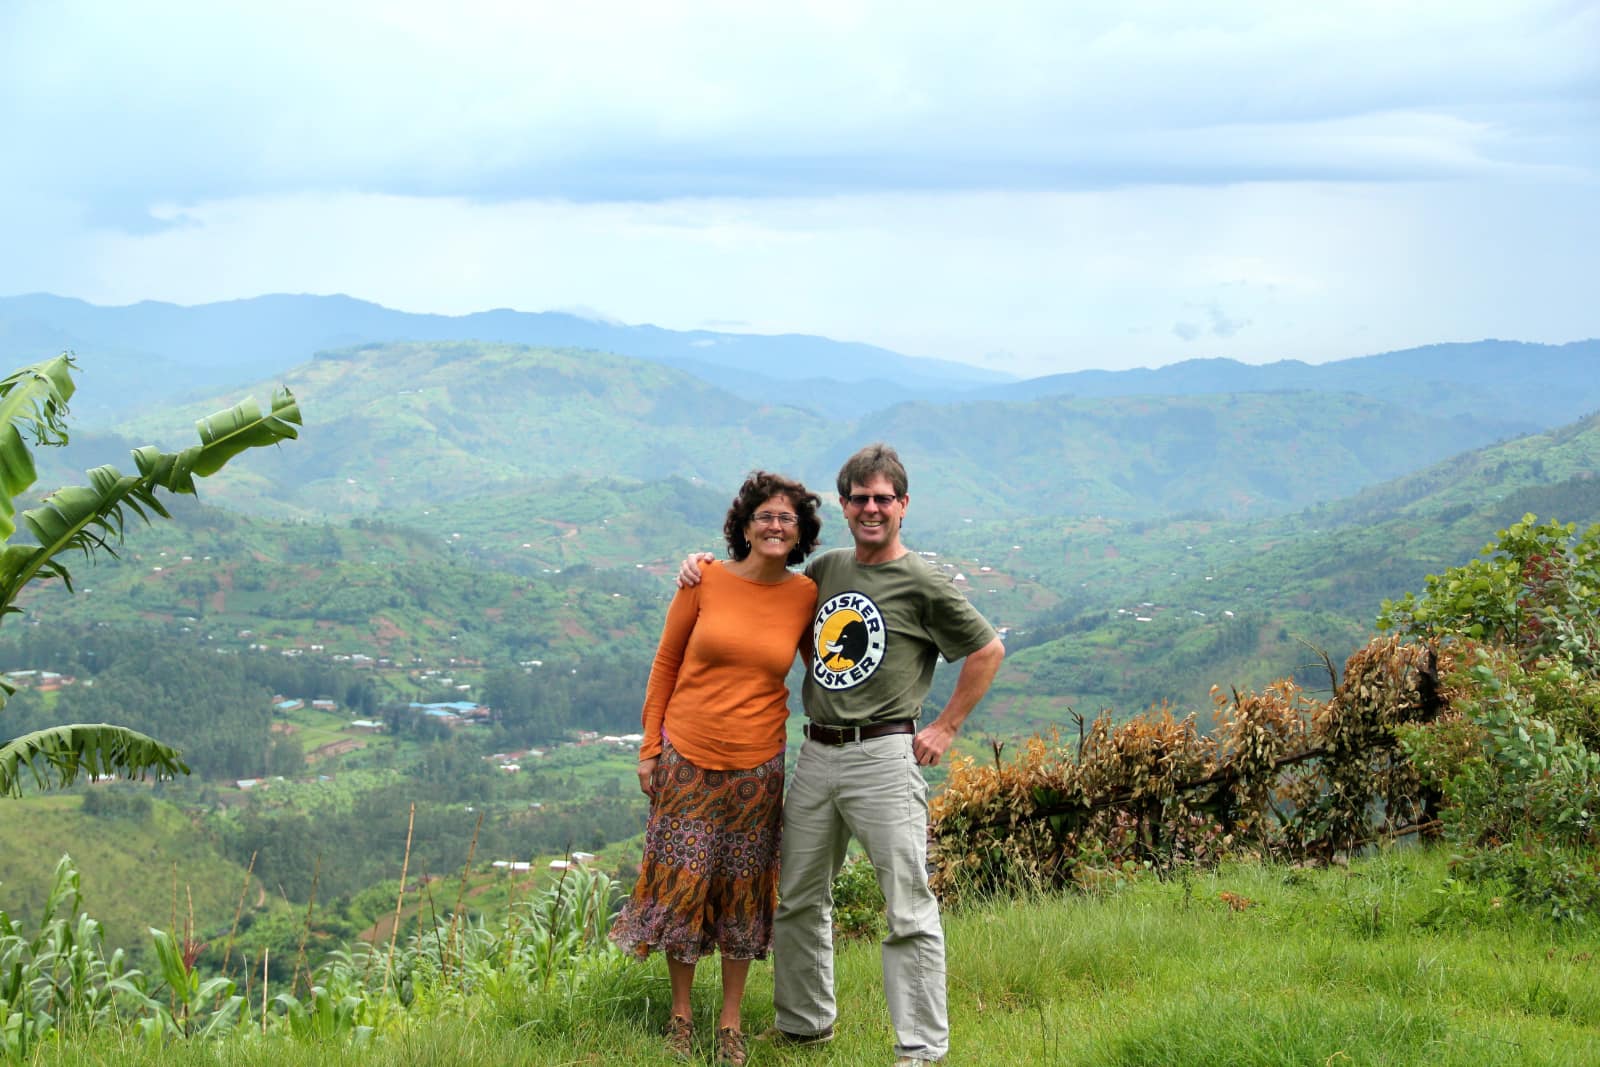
[{"left": 637, "top": 756, "right": 660, "bottom": 798}]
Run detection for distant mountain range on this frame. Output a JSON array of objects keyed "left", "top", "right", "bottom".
[
  {"left": 977, "top": 339, "right": 1600, "bottom": 428},
  {"left": 0, "top": 293, "right": 1008, "bottom": 422},
  {"left": 9, "top": 290, "right": 1600, "bottom": 597},
  {"left": 3, "top": 293, "right": 1595, "bottom": 426}
]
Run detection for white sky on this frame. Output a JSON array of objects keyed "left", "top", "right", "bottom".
[{"left": 2, "top": 1, "right": 1596, "bottom": 377}]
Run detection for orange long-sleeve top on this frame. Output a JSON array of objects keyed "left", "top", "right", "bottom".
[{"left": 640, "top": 560, "right": 817, "bottom": 769}]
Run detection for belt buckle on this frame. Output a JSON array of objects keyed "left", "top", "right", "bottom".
[{"left": 811, "top": 722, "right": 856, "bottom": 744}]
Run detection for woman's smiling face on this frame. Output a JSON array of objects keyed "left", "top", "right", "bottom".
[{"left": 746, "top": 492, "right": 800, "bottom": 561}]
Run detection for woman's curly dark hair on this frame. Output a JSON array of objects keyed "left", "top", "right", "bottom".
[{"left": 722, "top": 470, "right": 822, "bottom": 565}]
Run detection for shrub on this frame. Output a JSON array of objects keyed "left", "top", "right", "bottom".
[
  {"left": 830, "top": 855, "right": 885, "bottom": 941},
  {"left": 1379, "top": 514, "right": 1600, "bottom": 673},
  {"left": 1401, "top": 648, "right": 1600, "bottom": 920}
]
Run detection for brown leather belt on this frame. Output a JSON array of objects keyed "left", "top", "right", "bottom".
[{"left": 803, "top": 720, "right": 916, "bottom": 745}]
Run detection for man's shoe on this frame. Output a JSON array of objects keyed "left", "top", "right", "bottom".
[
  {"left": 894, "top": 1059, "right": 944, "bottom": 1065},
  {"left": 664, "top": 1015, "right": 693, "bottom": 1060},
  {"left": 716, "top": 1027, "right": 748, "bottom": 1066},
  {"left": 758, "top": 1024, "right": 835, "bottom": 1047}
]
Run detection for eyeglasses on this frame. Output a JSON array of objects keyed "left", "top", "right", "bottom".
[
  {"left": 844, "top": 493, "right": 901, "bottom": 509},
  {"left": 752, "top": 511, "right": 799, "bottom": 527}
]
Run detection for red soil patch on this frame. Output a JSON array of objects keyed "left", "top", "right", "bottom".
[
  {"left": 371, "top": 615, "right": 407, "bottom": 643},
  {"left": 310, "top": 738, "right": 364, "bottom": 760}
]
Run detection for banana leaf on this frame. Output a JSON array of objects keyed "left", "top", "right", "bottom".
[
  {"left": 0, "top": 355, "right": 75, "bottom": 546},
  {"left": 0, "top": 724, "right": 190, "bottom": 798},
  {"left": 0, "top": 383, "right": 300, "bottom": 616}
]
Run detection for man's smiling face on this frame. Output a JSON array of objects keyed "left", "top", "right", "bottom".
[{"left": 842, "top": 474, "right": 907, "bottom": 562}]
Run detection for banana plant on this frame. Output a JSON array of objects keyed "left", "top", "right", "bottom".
[
  {"left": 0, "top": 353, "right": 301, "bottom": 796},
  {"left": 141, "top": 928, "right": 244, "bottom": 1041},
  {"left": 1, "top": 856, "right": 153, "bottom": 1058},
  {"left": 271, "top": 985, "right": 374, "bottom": 1044}
]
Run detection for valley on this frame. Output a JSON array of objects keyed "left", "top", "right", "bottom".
[{"left": 2, "top": 318, "right": 1597, "bottom": 977}]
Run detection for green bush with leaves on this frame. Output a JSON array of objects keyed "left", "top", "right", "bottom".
[
  {"left": 1400, "top": 649, "right": 1600, "bottom": 920},
  {"left": 1379, "top": 513, "right": 1600, "bottom": 671},
  {"left": 830, "top": 855, "right": 886, "bottom": 942},
  {"left": 1376, "top": 513, "right": 1600, "bottom": 919}
]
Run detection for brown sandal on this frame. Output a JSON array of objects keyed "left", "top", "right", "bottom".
[
  {"left": 716, "top": 1026, "right": 747, "bottom": 1065},
  {"left": 664, "top": 1015, "right": 693, "bottom": 1060}
]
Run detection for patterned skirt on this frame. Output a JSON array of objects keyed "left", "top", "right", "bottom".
[{"left": 610, "top": 738, "right": 785, "bottom": 963}]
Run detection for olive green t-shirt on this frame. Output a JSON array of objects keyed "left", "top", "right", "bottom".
[{"left": 801, "top": 548, "right": 997, "bottom": 726}]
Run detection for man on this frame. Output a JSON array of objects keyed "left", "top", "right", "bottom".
[{"left": 681, "top": 443, "right": 1005, "bottom": 1064}]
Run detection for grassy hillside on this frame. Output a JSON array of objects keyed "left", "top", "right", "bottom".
[
  {"left": 0, "top": 792, "right": 279, "bottom": 962},
  {"left": 410, "top": 474, "right": 800, "bottom": 573},
  {"left": 22, "top": 847, "right": 1600, "bottom": 1066}
]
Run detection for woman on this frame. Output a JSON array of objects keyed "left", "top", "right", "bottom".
[{"left": 610, "top": 470, "right": 822, "bottom": 1064}]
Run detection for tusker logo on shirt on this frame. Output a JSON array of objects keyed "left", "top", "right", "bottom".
[{"left": 810, "top": 590, "right": 887, "bottom": 691}]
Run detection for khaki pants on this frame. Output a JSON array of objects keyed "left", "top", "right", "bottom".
[{"left": 772, "top": 732, "right": 948, "bottom": 1061}]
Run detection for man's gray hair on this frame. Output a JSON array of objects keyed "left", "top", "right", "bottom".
[{"left": 836, "top": 442, "right": 908, "bottom": 498}]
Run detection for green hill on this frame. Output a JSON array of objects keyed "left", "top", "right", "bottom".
[
  {"left": 27, "top": 399, "right": 1600, "bottom": 745},
  {"left": 113, "top": 342, "right": 841, "bottom": 521},
  {"left": 0, "top": 792, "right": 278, "bottom": 963},
  {"left": 862, "top": 388, "right": 1523, "bottom": 525},
  {"left": 8, "top": 500, "right": 668, "bottom": 666},
  {"left": 105, "top": 340, "right": 1535, "bottom": 536},
  {"left": 13, "top": 847, "right": 1600, "bottom": 1065},
  {"left": 967, "top": 412, "right": 1600, "bottom": 734}
]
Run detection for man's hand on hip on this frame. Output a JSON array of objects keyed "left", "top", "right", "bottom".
[
  {"left": 911, "top": 637, "right": 1005, "bottom": 767},
  {"left": 912, "top": 721, "right": 957, "bottom": 766}
]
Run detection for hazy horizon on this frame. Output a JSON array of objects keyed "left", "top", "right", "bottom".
[
  {"left": 8, "top": 289, "right": 1599, "bottom": 383},
  {"left": 3, "top": 2, "right": 1596, "bottom": 377}
]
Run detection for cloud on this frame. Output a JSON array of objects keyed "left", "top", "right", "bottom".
[
  {"left": 6, "top": 176, "right": 1591, "bottom": 377},
  {"left": 1, "top": 2, "right": 1594, "bottom": 376},
  {"left": 4, "top": 0, "right": 1595, "bottom": 222},
  {"left": 1208, "top": 305, "right": 1248, "bottom": 339},
  {"left": 1174, "top": 301, "right": 1250, "bottom": 343}
]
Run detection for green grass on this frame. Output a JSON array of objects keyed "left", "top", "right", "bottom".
[
  {"left": 20, "top": 846, "right": 1600, "bottom": 1065},
  {"left": 0, "top": 793, "right": 279, "bottom": 964}
]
